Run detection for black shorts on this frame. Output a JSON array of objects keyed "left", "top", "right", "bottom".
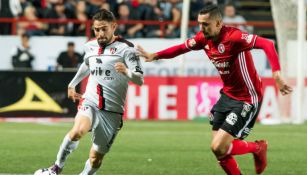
[{"left": 209, "top": 92, "right": 262, "bottom": 139}]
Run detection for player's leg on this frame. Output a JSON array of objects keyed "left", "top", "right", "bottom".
[
  {"left": 210, "top": 98, "right": 257, "bottom": 174},
  {"left": 227, "top": 102, "right": 267, "bottom": 174},
  {"left": 80, "top": 110, "right": 123, "bottom": 174},
  {"left": 211, "top": 125, "right": 242, "bottom": 175},
  {"left": 210, "top": 110, "right": 242, "bottom": 175},
  {"left": 80, "top": 146, "right": 105, "bottom": 175},
  {"left": 215, "top": 102, "right": 267, "bottom": 174},
  {"left": 56, "top": 114, "right": 91, "bottom": 165},
  {"left": 49, "top": 102, "right": 94, "bottom": 174}
]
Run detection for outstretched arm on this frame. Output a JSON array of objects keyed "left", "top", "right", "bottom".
[
  {"left": 68, "top": 62, "right": 90, "bottom": 102},
  {"left": 254, "top": 37, "right": 292, "bottom": 95},
  {"left": 138, "top": 31, "right": 205, "bottom": 62},
  {"left": 137, "top": 43, "right": 191, "bottom": 62}
]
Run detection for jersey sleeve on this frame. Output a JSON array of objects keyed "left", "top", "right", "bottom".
[
  {"left": 229, "top": 29, "right": 257, "bottom": 53},
  {"left": 184, "top": 32, "right": 205, "bottom": 50},
  {"left": 124, "top": 47, "right": 143, "bottom": 74},
  {"left": 83, "top": 43, "right": 91, "bottom": 65}
]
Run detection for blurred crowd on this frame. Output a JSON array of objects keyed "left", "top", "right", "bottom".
[
  {"left": 0, "top": 0, "right": 243, "bottom": 38},
  {"left": 0, "top": 0, "right": 245, "bottom": 38}
]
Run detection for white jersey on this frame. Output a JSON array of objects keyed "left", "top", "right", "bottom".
[{"left": 82, "top": 37, "right": 143, "bottom": 114}]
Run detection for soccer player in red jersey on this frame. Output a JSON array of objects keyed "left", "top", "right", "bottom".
[{"left": 138, "top": 4, "right": 292, "bottom": 175}]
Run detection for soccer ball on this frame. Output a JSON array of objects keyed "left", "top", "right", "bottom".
[{"left": 34, "top": 168, "right": 57, "bottom": 175}]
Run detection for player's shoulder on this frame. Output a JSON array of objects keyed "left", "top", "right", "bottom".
[
  {"left": 223, "top": 26, "right": 247, "bottom": 39},
  {"left": 114, "top": 36, "right": 134, "bottom": 48},
  {"left": 84, "top": 38, "right": 99, "bottom": 49},
  {"left": 194, "top": 31, "right": 205, "bottom": 41},
  {"left": 112, "top": 36, "right": 137, "bottom": 55},
  {"left": 191, "top": 31, "right": 206, "bottom": 45}
]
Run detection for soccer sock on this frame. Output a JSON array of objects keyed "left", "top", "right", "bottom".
[
  {"left": 218, "top": 155, "right": 241, "bottom": 175},
  {"left": 229, "top": 139, "right": 258, "bottom": 156},
  {"left": 55, "top": 134, "right": 79, "bottom": 168},
  {"left": 80, "top": 159, "right": 99, "bottom": 175}
]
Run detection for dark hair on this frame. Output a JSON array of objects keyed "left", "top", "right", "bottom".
[
  {"left": 92, "top": 9, "right": 116, "bottom": 22},
  {"left": 224, "top": 3, "right": 235, "bottom": 9},
  {"left": 199, "top": 4, "right": 222, "bottom": 20},
  {"left": 67, "top": 42, "right": 74, "bottom": 46},
  {"left": 21, "top": 33, "right": 30, "bottom": 39}
]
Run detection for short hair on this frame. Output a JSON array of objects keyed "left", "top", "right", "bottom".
[
  {"left": 21, "top": 33, "right": 30, "bottom": 39},
  {"left": 92, "top": 9, "right": 116, "bottom": 22},
  {"left": 67, "top": 42, "right": 74, "bottom": 47},
  {"left": 199, "top": 4, "right": 222, "bottom": 20}
]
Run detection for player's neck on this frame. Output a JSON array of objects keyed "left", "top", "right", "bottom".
[
  {"left": 98, "top": 35, "right": 116, "bottom": 47},
  {"left": 108, "top": 35, "right": 116, "bottom": 45},
  {"left": 212, "top": 29, "right": 222, "bottom": 43}
]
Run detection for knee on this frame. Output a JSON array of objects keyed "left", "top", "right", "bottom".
[
  {"left": 90, "top": 155, "right": 104, "bottom": 168},
  {"left": 69, "top": 129, "right": 87, "bottom": 141},
  {"left": 211, "top": 142, "right": 228, "bottom": 158}
]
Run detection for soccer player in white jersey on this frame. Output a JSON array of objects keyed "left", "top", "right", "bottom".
[{"left": 37, "top": 9, "right": 144, "bottom": 175}]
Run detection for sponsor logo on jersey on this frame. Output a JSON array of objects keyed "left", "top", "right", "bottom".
[
  {"left": 91, "top": 67, "right": 110, "bottom": 76},
  {"left": 91, "top": 67, "right": 114, "bottom": 80},
  {"left": 218, "top": 70, "right": 230, "bottom": 75},
  {"left": 218, "top": 43, "right": 225, "bottom": 53},
  {"left": 110, "top": 47, "right": 117, "bottom": 54},
  {"left": 213, "top": 61, "right": 230, "bottom": 68},
  {"left": 96, "top": 58, "right": 102, "bottom": 64},
  {"left": 226, "top": 112, "right": 237, "bottom": 125},
  {"left": 241, "top": 34, "right": 253, "bottom": 44}
]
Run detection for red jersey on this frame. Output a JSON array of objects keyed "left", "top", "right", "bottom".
[{"left": 185, "top": 26, "right": 262, "bottom": 104}]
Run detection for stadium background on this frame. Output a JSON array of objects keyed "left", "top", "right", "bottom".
[{"left": 0, "top": 0, "right": 306, "bottom": 174}]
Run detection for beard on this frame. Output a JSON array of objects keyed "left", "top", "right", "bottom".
[
  {"left": 203, "top": 32, "right": 212, "bottom": 39},
  {"left": 97, "top": 37, "right": 111, "bottom": 46}
]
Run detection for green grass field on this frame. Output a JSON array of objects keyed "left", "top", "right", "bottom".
[{"left": 0, "top": 121, "right": 306, "bottom": 175}]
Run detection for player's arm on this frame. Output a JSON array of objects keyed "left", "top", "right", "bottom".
[
  {"left": 254, "top": 37, "right": 293, "bottom": 95},
  {"left": 137, "top": 32, "right": 205, "bottom": 62},
  {"left": 114, "top": 62, "right": 144, "bottom": 86},
  {"left": 137, "top": 44, "right": 191, "bottom": 62},
  {"left": 117, "top": 48, "right": 144, "bottom": 86},
  {"left": 67, "top": 62, "right": 90, "bottom": 102}
]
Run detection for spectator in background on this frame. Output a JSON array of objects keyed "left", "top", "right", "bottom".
[
  {"left": 56, "top": 42, "right": 82, "bottom": 70},
  {"left": 160, "top": 0, "right": 182, "bottom": 38},
  {"left": 21, "top": 0, "right": 47, "bottom": 18},
  {"left": 18, "top": 5, "right": 46, "bottom": 36},
  {"left": 223, "top": 3, "right": 253, "bottom": 33},
  {"left": 87, "top": 0, "right": 102, "bottom": 17},
  {"left": 0, "top": 0, "right": 22, "bottom": 35},
  {"left": 11, "top": 33, "right": 35, "bottom": 69},
  {"left": 116, "top": 2, "right": 144, "bottom": 38},
  {"left": 144, "top": 0, "right": 164, "bottom": 37},
  {"left": 72, "top": 0, "right": 88, "bottom": 36},
  {"left": 100, "top": 2, "right": 110, "bottom": 11},
  {"left": 46, "top": 1, "right": 74, "bottom": 35}
]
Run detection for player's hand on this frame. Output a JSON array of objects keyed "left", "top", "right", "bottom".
[
  {"left": 137, "top": 45, "right": 158, "bottom": 62},
  {"left": 114, "top": 62, "right": 128, "bottom": 75},
  {"left": 68, "top": 87, "right": 82, "bottom": 102},
  {"left": 273, "top": 71, "right": 293, "bottom": 95}
]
